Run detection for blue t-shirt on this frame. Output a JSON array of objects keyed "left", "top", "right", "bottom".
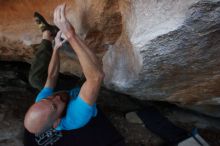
[{"left": 35, "top": 87, "right": 97, "bottom": 131}]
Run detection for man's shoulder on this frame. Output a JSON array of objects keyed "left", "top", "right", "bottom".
[
  {"left": 35, "top": 87, "right": 54, "bottom": 102},
  {"left": 69, "top": 86, "right": 80, "bottom": 99}
]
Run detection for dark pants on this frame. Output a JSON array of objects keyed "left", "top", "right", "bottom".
[
  {"left": 29, "top": 39, "right": 52, "bottom": 90},
  {"left": 28, "top": 39, "right": 81, "bottom": 91}
]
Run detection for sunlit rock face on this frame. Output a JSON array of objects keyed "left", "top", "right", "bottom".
[
  {"left": 1, "top": 0, "right": 220, "bottom": 117},
  {"left": 0, "top": 0, "right": 122, "bottom": 76}
]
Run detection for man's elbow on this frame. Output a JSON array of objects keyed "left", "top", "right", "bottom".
[
  {"left": 47, "top": 73, "right": 58, "bottom": 81},
  {"left": 93, "top": 71, "right": 105, "bottom": 83},
  {"left": 100, "top": 71, "right": 105, "bottom": 80},
  {"left": 97, "top": 71, "right": 105, "bottom": 81}
]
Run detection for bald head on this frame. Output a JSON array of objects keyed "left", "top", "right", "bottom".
[
  {"left": 24, "top": 92, "right": 68, "bottom": 134},
  {"left": 24, "top": 100, "right": 54, "bottom": 134}
]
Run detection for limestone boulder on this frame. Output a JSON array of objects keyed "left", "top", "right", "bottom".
[{"left": 1, "top": 0, "right": 220, "bottom": 117}]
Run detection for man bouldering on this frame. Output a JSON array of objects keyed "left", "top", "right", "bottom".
[
  {"left": 23, "top": 4, "right": 125, "bottom": 146},
  {"left": 24, "top": 3, "right": 104, "bottom": 134}
]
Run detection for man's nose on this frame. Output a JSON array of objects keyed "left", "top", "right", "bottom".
[{"left": 55, "top": 95, "right": 61, "bottom": 100}]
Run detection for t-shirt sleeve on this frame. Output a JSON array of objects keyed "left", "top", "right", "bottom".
[
  {"left": 55, "top": 87, "right": 97, "bottom": 131},
  {"left": 35, "top": 87, "right": 54, "bottom": 102},
  {"left": 68, "top": 87, "right": 80, "bottom": 99}
]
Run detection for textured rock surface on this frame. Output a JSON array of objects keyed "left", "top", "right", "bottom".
[
  {"left": 1, "top": 0, "right": 220, "bottom": 116},
  {"left": 0, "top": 0, "right": 122, "bottom": 76},
  {"left": 0, "top": 61, "right": 220, "bottom": 146},
  {"left": 103, "top": 0, "right": 220, "bottom": 117}
]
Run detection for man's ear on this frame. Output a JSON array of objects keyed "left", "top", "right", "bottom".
[{"left": 53, "top": 118, "right": 61, "bottom": 129}]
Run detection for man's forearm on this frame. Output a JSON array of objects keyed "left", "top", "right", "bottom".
[
  {"left": 48, "top": 49, "right": 60, "bottom": 78},
  {"left": 45, "top": 48, "right": 60, "bottom": 87},
  {"left": 68, "top": 35, "right": 103, "bottom": 81}
]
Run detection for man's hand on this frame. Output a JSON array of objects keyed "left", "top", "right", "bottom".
[
  {"left": 53, "top": 4, "right": 75, "bottom": 39},
  {"left": 54, "top": 31, "right": 65, "bottom": 50}
]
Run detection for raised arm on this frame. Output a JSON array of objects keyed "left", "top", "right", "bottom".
[
  {"left": 44, "top": 31, "right": 64, "bottom": 88},
  {"left": 54, "top": 4, "right": 104, "bottom": 105}
]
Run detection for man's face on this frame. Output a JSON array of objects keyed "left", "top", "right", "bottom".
[
  {"left": 24, "top": 91, "right": 70, "bottom": 134},
  {"left": 41, "top": 91, "right": 70, "bottom": 119}
]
